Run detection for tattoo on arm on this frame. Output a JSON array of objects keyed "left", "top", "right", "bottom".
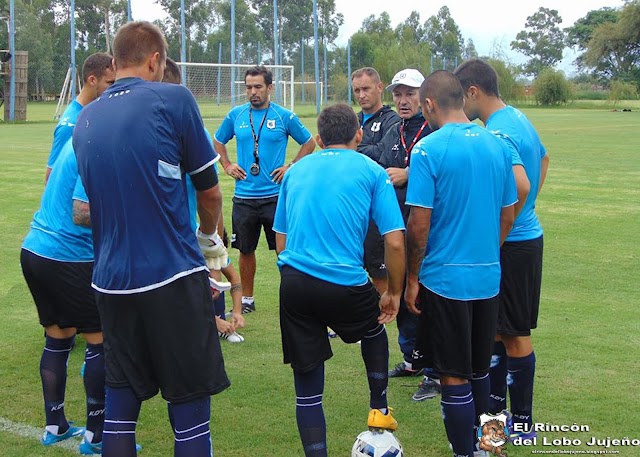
[
  {"left": 406, "top": 231, "right": 427, "bottom": 277},
  {"left": 72, "top": 201, "right": 91, "bottom": 227}
]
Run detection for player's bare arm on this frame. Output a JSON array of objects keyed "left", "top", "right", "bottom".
[
  {"left": 539, "top": 154, "right": 550, "bottom": 194},
  {"left": 196, "top": 185, "right": 223, "bottom": 234},
  {"left": 72, "top": 200, "right": 91, "bottom": 227},
  {"left": 270, "top": 137, "right": 316, "bottom": 184},
  {"left": 499, "top": 205, "right": 516, "bottom": 246},
  {"left": 378, "top": 229, "right": 405, "bottom": 324},
  {"left": 513, "top": 164, "right": 531, "bottom": 217},
  {"left": 214, "top": 138, "right": 246, "bottom": 181},
  {"left": 275, "top": 233, "right": 287, "bottom": 255},
  {"left": 404, "top": 207, "right": 431, "bottom": 315}
]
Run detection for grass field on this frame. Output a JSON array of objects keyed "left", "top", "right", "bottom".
[{"left": 0, "top": 103, "right": 639, "bottom": 456}]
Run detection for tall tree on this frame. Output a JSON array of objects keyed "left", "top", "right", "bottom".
[
  {"left": 423, "top": 6, "right": 463, "bottom": 65},
  {"left": 511, "top": 7, "right": 565, "bottom": 77},
  {"left": 583, "top": 1, "right": 640, "bottom": 84},
  {"left": 565, "top": 7, "right": 619, "bottom": 71},
  {"left": 462, "top": 38, "right": 478, "bottom": 60}
]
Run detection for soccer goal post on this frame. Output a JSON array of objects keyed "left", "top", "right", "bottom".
[{"left": 177, "top": 62, "right": 295, "bottom": 115}]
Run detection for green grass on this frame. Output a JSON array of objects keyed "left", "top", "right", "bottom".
[{"left": 1, "top": 106, "right": 639, "bottom": 456}]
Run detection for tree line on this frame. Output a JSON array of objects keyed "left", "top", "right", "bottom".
[{"left": 1, "top": 0, "right": 638, "bottom": 103}]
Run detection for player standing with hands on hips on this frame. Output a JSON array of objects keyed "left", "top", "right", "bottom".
[
  {"left": 74, "top": 21, "right": 230, "bottom": 457},
  {"left": 274, "top": 103, "right": 406, "bottom": 457},
  {"left": 214, "top": 66, "right": 315, "bottom": 314}
]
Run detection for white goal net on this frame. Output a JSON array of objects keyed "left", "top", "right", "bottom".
[{"left": 177, "top": 63, "right": 294, "bottom": 116}]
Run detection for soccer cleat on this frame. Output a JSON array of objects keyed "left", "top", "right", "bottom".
[
  {"left": 241, "top": 302, "right": 256, "bottom": 314},
  {"left": 79, "top": 438, "right": 143, "bottom": 455},
  {"left": 327, "top": 328, "right": 337, "bottom": 338},
  {"left": 80, "top": 361, "right": 86, "bottom": 377},
  {"left": 388, "top": 361, "right": 423, "bottom": 378},
  {"left": 218, "top": 331, "right": 244, "bottom": 343},
  {"left": 509, "top": 428, "right": 537, "bottom": 442},
  {"left": 42, "top": 423, "right": 85, "bottom": 446},
  {"left": 367, "top": 408, "right": 398, "bottom": 432},
  {"left": 411, "top": 376, "right": 441, "bottom": 401}
]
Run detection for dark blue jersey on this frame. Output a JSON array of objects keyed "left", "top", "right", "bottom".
[{"left": 74, "top": 78, "right": 218, "bottom": 293}]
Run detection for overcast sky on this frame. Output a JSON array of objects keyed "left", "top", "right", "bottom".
[{"left": 132, "top": 0, "right": 625, "bottom": 74}]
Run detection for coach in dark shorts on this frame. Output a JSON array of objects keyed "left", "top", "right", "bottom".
[
  {"left": 404, "top": 71, "right": 517, "bottom": 457},
  {"left": 74, "top": 22, "right": 229, "bottom": 457},
  {"left": 214, "top": 65, "right": 315, "bottom": 314},
  {"left": 21, "top": 138, "right": 107, "bottom": 452},
  {"left": 274, "top": 104, "right": 406, "bottom": 457}
]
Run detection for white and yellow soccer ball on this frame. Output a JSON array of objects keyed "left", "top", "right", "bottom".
[{"left": 352, "top": 430, "right": 403, "bottom": 457}]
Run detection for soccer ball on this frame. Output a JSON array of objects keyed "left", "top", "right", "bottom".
[{"left": 352, "top": 430, "right": 404, "bottom": 457}]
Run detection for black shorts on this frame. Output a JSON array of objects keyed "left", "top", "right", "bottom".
[
  {"left": 231, "top": 196, "right": 277, "bottom": 253},
  {"left": 413, "top": 286, "right": 498, "bottom": 379},
  {"left": 20, "top": 249, "right": 101, "bottom": 333},
  {"left": 497, "top": 236, "right": 543, "bottom": 336},
  {"left": 279, "top": 266, "right": 381, "bottom": 373},
  {"left": 363, "top": 220, "right": 387, "bottom": 279},
  {"left": 96, "top": 271, "right": 230, "bottom": 404}
]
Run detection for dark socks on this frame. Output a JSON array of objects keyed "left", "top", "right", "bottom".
[
  {"left": 508, "top": 352, "right": 536, "bottom": 430},
  {"left": 41, "top": 335, "right": 75, "bottom": 433},
  {"left": 294, "top": 364, "right": 327, "bottom": 457},
  {"left": 471, "top": 372, "right": 490, "bottom": 428},
  {"left": 168, "top": 397, "right": 212, "bottom": 457},
  {"left": 441, "top": 383, "right": 474, "bottom": 457},
  {"left": 83, "top": 343, "right": 105, "bottom": 444},
  {"left": 489, "top": 341, "right": 508, "bottom": 413},
  {"left": 103, "top": 386, "right": 141, "bottom": 457},
  {"left": 360, "top": 324, "right": 389, "bottom": 411}
]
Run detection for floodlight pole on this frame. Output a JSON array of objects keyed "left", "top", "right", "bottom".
[
  {"left": 230, "top": 0, "right": 236, "bottom": 107},
  {"left": 347, "top": 39, "right": 351, "bottom": 105},
  {"left": 301, "top": 38, "right": 305, "bottom": 104},
  {"left": 322, "top": 39, "right": 327, "bottom": 105},
  {"left": 127, "top": 0, "right": 132, "bottom": 22},
  {"left": 313, "top": 0, "right": 320, "bottom": 114},
  {"left": 273, "top": 0, "right": 279, "bottom": 102},
  {"left": 180, "top": 0, "right": 186, "bottom": 85},
  {"left": 70, "top": 0, "right": 76, "bottom": 100},
  {"left": 8, "top": 0, "right": 15, "bottom": 120}
]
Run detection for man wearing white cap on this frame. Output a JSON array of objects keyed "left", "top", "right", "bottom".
[{"left": 368, "top": 69, "right": 441, "bottom": 402}]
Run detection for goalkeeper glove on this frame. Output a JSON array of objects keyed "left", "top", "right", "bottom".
[{"left": 196, "top": 228, "right": 229, "bottom": 271}]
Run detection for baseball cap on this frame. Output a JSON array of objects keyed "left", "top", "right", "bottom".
[{"left": 386, "top": 68, "right": 425, "bottom": 92}]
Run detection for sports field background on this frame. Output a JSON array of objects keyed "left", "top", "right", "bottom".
[{"left": 0, "top": 102, "right": 639, "bottom": 456}]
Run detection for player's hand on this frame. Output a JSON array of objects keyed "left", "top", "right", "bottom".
[
  {"left": 225, "top": 163, "right": 246, "bottom": 181},
  {"left": 270, "top": 164, "right": 289, "bottom": 184},
  {"left": 378, "top": 291, "right": 400, "bottom": 324},
  {"left": 215, "top": 316, "right": 235, "bottom": 334},
  {"left": 230, "top": 312, "right": 245, "bottom": 330},
  {"left": 387, "top": 167, "right": 408, "bottom": 186},
  {"left": 197, "top": 228, "right": 229, "bottom": 271},
  {"left": 404, "top": 278, "right": 421, "bottom": 315}
]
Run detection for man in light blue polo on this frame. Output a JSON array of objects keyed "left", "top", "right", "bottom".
[{"left": 404, "top": 70, "right": 517, "bottom": 457}]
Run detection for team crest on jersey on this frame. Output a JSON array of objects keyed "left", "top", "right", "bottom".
[
  {"left": 267, "top": 119, "right": 276, "bottom": 129},
  {"left": 370, "top": 122, "right": 381, "bottom": 132}
]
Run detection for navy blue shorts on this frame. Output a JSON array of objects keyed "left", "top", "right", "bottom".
[
  {"left": 497, "top": 236, "right": 543, "bottom": 336},
  {"left": 279, "top": 265, "right": 381, "bottom": 373},
  {"left": 21, "top": 249, "right": 101, "bottom": 334}
]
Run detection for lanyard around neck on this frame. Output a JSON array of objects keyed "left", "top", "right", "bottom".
[
  {"left": 249, "top": 104, "right": 271, "bottom": 163},
  {"left": 400, "top": 120, "right": 428, "bottom": 165}
]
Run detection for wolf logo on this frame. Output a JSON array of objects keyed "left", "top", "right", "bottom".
[
  {"left": 267, "top": 119, "right": 276, "bottom": 129},
  {"left": 478, "top": 412, "right": 509, "bottom": 457}
]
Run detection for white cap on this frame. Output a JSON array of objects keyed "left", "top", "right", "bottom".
[{"left": 386, "top": 68, "right": 425, "bottom": 92}]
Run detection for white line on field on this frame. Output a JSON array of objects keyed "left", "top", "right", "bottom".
[{"left": 0, "top": 416, "right": 79, "bottom": 453}]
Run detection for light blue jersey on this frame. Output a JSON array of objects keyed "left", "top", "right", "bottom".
[
  {"left": 48, "top": 100, "right": 83, "bottom": 168},
  {"left": 274, "top": 148, "right": 405, "bottom": 286},
  {"left": 23, "top": 139, "right": 93, "bottom": 262},
  {"left": 406, "top": 123, "right": 517, "bottom": 300},
  {"left": 487, "top": 106, "right": 546, "bottom": 242},
  {"left": 214, "top": 102, "right": 312, "bottom": 198}
]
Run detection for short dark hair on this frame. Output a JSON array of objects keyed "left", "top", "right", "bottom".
[
  {"left": 244, "top": 65, "right": 273, "bottom": 85},
  {"left": 317, "top": 103, "right": 359, "bottom": 147},
  {"left": 113, "top": 21, "right": 168, "bottom": 70},
  {"left": 452, "top": 59, "right": 500, "bottom": 97},
  {"left": 163, "top": 58, "right": 181, "bottom": 84},
  {"left": 81, "top": 52, "right": 113, "bottom": 84},
  {"left": 351, "top": 67, "right": 381, "bottom": 83},
  {"left": 419, "top": 70, "right": 464, "bottom": 111}
]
